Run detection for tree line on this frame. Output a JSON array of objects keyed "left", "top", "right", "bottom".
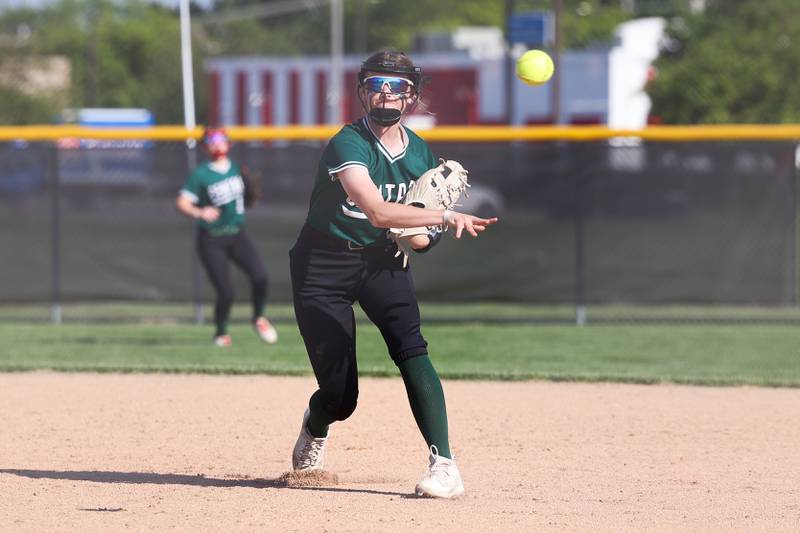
[
  {"left": 0, "top": 0, "right": 630, "bottom": 124},
  {"left": 0, "top": 0, "right": 796, "bottom": 125}
]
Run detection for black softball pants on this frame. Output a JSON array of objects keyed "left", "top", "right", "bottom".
[
  {"left": 289, "top": 224, "right": 428, "bottom": 422},
  {"left": 196, "top": 227, "right": 268, "bottom": 335}
]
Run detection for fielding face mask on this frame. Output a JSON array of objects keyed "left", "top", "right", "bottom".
[{"left": 362, "top": 76, "right": 415, "bottom": 126}]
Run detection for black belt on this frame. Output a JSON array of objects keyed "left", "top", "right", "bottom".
[{"left": 300, "top": 224, "right": 387, "bottom": 252}]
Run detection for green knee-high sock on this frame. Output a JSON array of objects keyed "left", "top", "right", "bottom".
[
  {"left": 307, "top": 390, "right": 335, "bottom": 438},
  {"left": 398, "top": 354, "right": 452, "bottom": 459}
]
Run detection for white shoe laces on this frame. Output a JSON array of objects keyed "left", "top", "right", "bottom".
[
  {"left": 297, "top": 432, "right": 325, "bottom": 468},
  {"left": 427, "top": 445, "right": 456, "bottom": 482},
  {"left": 416, "top": 445, "right": 464, "bottom": 498},
  {"left": 430, "top": 459, "right": 453, "bottom": 477}
]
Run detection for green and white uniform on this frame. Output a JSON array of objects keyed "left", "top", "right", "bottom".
[
  {"left": 306, "top": 117, "right": 438, "bottom": 246},
  {"left": 290, "top": 116, "right": 455, "bottom": 461},
  {"left": 181, "top": 162, "right": 246, "bottom": 236},
  {"left": 180, "top": 160, "right": 268, "bottom": 338}
]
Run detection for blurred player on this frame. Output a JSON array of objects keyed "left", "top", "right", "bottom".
[
  {"left": 288, "top": 49, "right": 497, "bottom": 498},
  {"left": 176, "top": 128, "right": 278, "bottom": 347}
]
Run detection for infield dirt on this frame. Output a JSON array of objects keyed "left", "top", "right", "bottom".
[{"left": 1, "top": 372, "right": 799, "bottom": 532}]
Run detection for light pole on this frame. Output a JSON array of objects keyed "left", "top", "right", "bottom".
[
  {"left": 329, "top": 0, "right": 344, "bottom": 124},
  {"left": 179, "top": 0, "right": 196, "bottom": 133},
  {"left": 179, "top": 0, "right": 203, "bottom": 324}
]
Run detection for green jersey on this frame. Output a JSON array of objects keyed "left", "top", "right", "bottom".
[
  {"left": 306, "top": 118, "right": 438, "bottom": 246},
  {"left": 181, "top": 161, "right": 246, "bottom": 235}
]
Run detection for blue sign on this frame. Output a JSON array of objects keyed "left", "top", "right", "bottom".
[{"left": 508, "top": 11, "right": 553, "bottom": 46}]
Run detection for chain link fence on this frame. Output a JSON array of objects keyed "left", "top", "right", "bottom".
[{"left": 1, "top": 136, "right": 798, "bottom": 322}]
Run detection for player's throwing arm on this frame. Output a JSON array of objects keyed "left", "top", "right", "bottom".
[{"left": 338, "top": 161, "right": 497, "bottom": 266}]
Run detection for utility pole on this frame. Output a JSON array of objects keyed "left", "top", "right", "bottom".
[
  {"left": 354, "top": 0, "right": 368, "bottom": 53},
  {"left": 504, "top": 0, "right": 515, "bottom": 124},
  {"left": 86, "top": 4, "right": 98, "bottom": 106},
  {"left": 552, "top": 0, "right": 562, "bottom": 124},
  {"left": 329, "top": 0, "right": 344, "bottom": 124}
]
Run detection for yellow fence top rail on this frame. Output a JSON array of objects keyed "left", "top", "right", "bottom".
[{"left": 1, "top": 125, "right": 800, "bottom": 142}]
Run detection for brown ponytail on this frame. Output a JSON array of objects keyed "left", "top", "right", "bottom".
[{"left": 241, "top": 165, "right": 262, "bottom": 208}]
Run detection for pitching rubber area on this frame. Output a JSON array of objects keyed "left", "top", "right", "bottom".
[{"left": 1, "top": 372, "right": 799, "bottom": 531}]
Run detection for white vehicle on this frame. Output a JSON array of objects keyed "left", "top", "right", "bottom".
[{"left": 459, "top": 184, "right": 505, "bottom": 219}]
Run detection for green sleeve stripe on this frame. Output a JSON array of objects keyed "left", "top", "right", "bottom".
[
  {"left": 327, "top": 161, "right": 368, "bottom": 179},
  {"left": 179, "top": 189, "right": 199, "bottom": 203},
  {"left": 341, "top": 204, "right": 368, "bottom": 219}
]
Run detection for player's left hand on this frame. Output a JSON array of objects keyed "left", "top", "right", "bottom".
[
  {"left": 199, "top": 206, "right": 221, "bottom": 223},
  {"left": 400, "top": 233, "right": 431, "bottom": 250}
]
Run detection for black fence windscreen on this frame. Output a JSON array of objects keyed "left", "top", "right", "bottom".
[{"left": 1, "top": 139, "right": 797, "bottom": 312}]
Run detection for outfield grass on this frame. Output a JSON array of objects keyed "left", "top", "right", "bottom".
[
  {"left": 4, "top": 302, "right": 800, "bottom": 323},
  {"left": 2, "top": 303, "right": 800, "bottom": 386}
]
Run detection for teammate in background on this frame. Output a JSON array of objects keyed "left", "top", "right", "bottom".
[
  {"left": 289, "top": 49, "right": 497, "bottom": 498},
  {"left": 176, "top": 128, "right": 278, "bottom": 347}
]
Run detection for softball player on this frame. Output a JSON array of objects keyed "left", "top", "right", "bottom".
[
  {"left": 289, "top": 50, "right": 498, "bottom": 498},
  {"left": 176, "top": 128, "right": 278, "bottom": 347}
]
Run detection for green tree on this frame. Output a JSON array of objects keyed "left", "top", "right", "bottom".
[
  {"left": 649, "top": 0, "right": 800, "bottom": 123},
  {"left": 362, "top": 0, "right": 630, "bottom": 52},
  {"left": 203, "top": 0, "right": 630, "bottom": 55},
  {"left": 557, "top": 0, "right": 630, "bottom": 49},
  {"left": 0, "top": 0, "right": 634, "bottom": 124},
  {"left": 198, "top": 1, "right": 333, "bottom": 56},
  {"left": 0, "top": 0, "right": 207, "bottom": 124},
  {"left": 0, "top": 86, "right": 58, "bottom": 124}
]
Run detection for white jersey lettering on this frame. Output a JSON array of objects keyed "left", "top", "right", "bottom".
[
  {"left": 397, "top": 182, "right": 407, "bottom": 201},
  {"left": 207, "top": 176, "right": 244, "bottom": 206}
]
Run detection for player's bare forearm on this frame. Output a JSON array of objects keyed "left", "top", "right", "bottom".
[
  {"left": 364, "top": 201, "right": 446, "bottom": 229},
  {"left": 367, "top": 202, "right": 498, "bottom": 236},
  {"left": 337, "top": 165, "right": 497, "bottom": 236},
  {"left": 176, "top": 195, "right": 220, "bottom": 223},
  {"left": 176, "top": 195, "right": 200, "bottom": 219}
]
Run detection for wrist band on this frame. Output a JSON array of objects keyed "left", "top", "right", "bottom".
[{"left": 443, "top": 209, "right": 454, "bottom": 225}]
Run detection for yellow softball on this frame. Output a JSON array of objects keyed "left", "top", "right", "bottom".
[{"left": 516, "top": 50, "right": 554, "bottom": 86}]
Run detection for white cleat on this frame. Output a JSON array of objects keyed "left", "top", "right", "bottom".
[
  {"left": 254, "top": 317, "right": 278, "bottom": 344},
  {"left": 292, "top": 409, "right": 328, "bottom": 471},
  {"left": 213, "top": 334, "right": 232, "bottom": 347},
  {"left": 415, "top": 445, "right": 465, "bottom": 499}
]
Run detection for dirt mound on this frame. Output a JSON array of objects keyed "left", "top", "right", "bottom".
[{"left": 277, "top": 469, "right": 339, "bottom": 488}]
